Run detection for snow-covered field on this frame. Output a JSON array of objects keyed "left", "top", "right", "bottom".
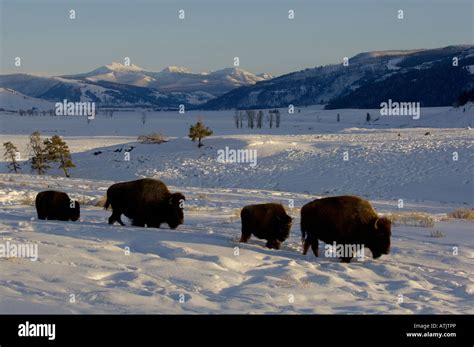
[{"left": 0, "top": 105, "right": 472, "bottom": 313}]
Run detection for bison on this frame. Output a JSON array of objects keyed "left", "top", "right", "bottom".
[
  {"left": 301, "top": 196, "right": 391, "bottom": 262},
  {"left": 105, "top": 178, "right": 185, "bottom": 229},
  {"left": 240, "top": 203, "right": 293, "bottom": 249},
  {"left": 35, "top": 191, "right": 80, "bottom": 222}
]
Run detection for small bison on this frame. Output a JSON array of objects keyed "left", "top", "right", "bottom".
[
  {"left": 105, "top": 178, "right": 185, "bottom": 229},
  {"left": 240, "top": 203, "right": 293, "bottom": 249},
  {"left": 301, "top": 196, "right": 391, "bottom": 262},
  {"left": 35, "top": 191, "right": 80, "bottom": 222}
]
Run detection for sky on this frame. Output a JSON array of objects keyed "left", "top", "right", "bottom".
[{"left": 0, "top": 0, "right": 473, "bottom": 77}]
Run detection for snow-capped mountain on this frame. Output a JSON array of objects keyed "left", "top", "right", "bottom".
[
  {"left": 203, "top": 45, "right": 474, "bottom": 110},
  {"left": 60, "top": 63, "right": 272, "bottom": 96},
  {"left": 0, "top": 74, "right": 215, "bottom": 108},
  {"left": 61, "top": 62, "right": 152, "bottom": 87}
]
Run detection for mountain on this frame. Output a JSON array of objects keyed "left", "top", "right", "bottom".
[
  {"left": 61, "top": 62, "right": 152, "bottom": 87},
  {"left": 2, "top": 46, "right": 472, "bottom": 110},
  {"left": 0, "top": 74, "right": 214, "bottom": 108},
  {"left": 0, "top": 88, "right": 54, "bottom": 111},
  {"left": 202, "top": 45, "right": 474, "bottom": 110},
  {"left": 60, "top": 63, "right": 272, "bottom": 96}
]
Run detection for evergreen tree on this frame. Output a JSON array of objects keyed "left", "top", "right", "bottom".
[
  {"left": 366, "top": 112, "right": 371, "bottom": 122},
  {"left": 45, "top": 135, "right": 75, "bottom": 177},
  {"left": 189, "top": 120, "right": 213, "bottom": 148},
  {"left": 29, "top": 131, "right": 50, "bottom": 175},
  {"left": 3, "top": 142, "right": 21, "bottom": 173}
]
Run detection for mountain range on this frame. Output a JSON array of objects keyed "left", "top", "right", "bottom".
[
  {"left": 203, "top": 45, "right": 474, "bottom": 110},
  {"left": 60, "top": 63, "right": 272, "bottom": 96},
  {"left": 0, "top": 65, "right": 272, "bottom": 109},
  {"left": 0, "top": 45, "right": 472, "bottom": 110}
]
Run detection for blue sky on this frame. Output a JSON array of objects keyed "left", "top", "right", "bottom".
[{"left": 1, "top": 0, "right": 472, "bottom": 76}]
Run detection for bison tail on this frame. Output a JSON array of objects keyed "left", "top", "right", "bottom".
[
  {"left": 104, "top": 197, "right": 110, "bottom": 210},
  {"left": 301, "top": 229, "right": 306, "bottom": 244}
]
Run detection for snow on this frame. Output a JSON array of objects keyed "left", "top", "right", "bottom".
[
  {"left": 0, "top": 88, "right": 54, "bottom": 111},
  {"left": 0, "top": 105, "right": 472, "bottom": 313},
  {"left": 160, "top": 66, "right": 192, "bottom": 74},
  {"left": 386, "top": 57, "right": 403, "bottom": 70}
]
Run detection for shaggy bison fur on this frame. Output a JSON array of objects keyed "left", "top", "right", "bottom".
[
  {"left": 240, "top": 203, "right": 293, "bottom": 249},
  {"left": 301, "top": 196, "right": 391, "bottom": 262},
  {"left": 105, "top": 178, "right": 185, "bottom": 229},
  {"left": 35, "top": 190, "right": 80, "bottom": 222}
]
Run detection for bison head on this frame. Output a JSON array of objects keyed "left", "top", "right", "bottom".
[
  {"left": 70, "top": 200, "right": 80, "bottom": 221},
  {"left": 166, "top": 193, "right": 185, "bottom": 229},
  {"left": 368, "top": 217, "right": 391, "bottom": 259},
  {"left": 266, "top": 213, "right": 293, "bottom": 249}
]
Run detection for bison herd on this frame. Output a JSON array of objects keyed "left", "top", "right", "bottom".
[{"left": 34, "top": 178, "right": 392, "bottom": 263}]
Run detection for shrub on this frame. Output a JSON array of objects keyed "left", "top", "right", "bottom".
[
  {"left": 447, "top": 209, "right": 474, "bottom": 221},
  {"left": 137, "top": 133, "right": 167, "bottom": 144},
  {"left": 430, "top": 230, "right": 445, "bottom": 238},
  {"left": 388, "top": 212, "right": 435, "bottom": 228}
]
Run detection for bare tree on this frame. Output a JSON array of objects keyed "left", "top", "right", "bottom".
[
  {"left": 234, "top": 110, "right": 240, "bottom": 128},
  {"left": 246, "top": 110, "right": 255, "bottom": 128},
  {"left": 267, "top": 112, "right": 274, "bottom": 128},
  {"left": 257, "top": 110, "right": 264, "bottom": 128}
]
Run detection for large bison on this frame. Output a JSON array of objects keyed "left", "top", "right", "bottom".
[
  {"left": 301, "top": 196, "right": 391, "bottom": 262},
  {"left": 105, "top": 178, "right": 185, "bottom": 229},
  {"left": 35, "top": 191, "right": 80, "bottom": 221},
  {"left": 240, "top": 203, "right": 293, "bottom": 249}
]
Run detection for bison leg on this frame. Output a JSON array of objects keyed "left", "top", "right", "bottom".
[
  {"left": 109, "top": 211, "right": 125, "bottom": 226},
  {"left": 302, "top": 239, "right": 311, "bottom": 255},
  {"left": 266, "top": 239, "right": 281, "bottom": 249},
  {"left": 340, "top": 256, "right": 353, "bottom": 263},
  {"left": 239, "top": 231, "right": 251, "bottom": 243},
  {"left": 310, "top": 239, "right": 319, "bottom": 257},
  {"left": 303, "top": 236, "right": 318, "bottom": 257}
]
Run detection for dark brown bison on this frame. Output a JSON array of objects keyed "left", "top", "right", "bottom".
[
  {"left": 105, "top": 178, "right": 185, "bottom": 229},
  {"left": 35, "top": 191, "right": 80, "bottom": 222},
  {"left": 301, "top": 196, "right": 391, "bottom": 262},
  {"left": 240, "top": 203, "right": 293, "bottom": 249}
]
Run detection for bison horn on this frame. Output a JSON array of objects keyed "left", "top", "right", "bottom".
[
  {"left": 169, "top": 198, "right": 173, "bottom": 205},
  {"left": 374, "top": 218, "right": 379, "bottom": 230}
]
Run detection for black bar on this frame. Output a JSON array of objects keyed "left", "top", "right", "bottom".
[{"left": 0, "top": 315, "right": 472, "bottom": 346}]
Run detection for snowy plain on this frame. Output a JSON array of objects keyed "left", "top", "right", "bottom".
[{"left": 0, "top": 105, "right": 473, "bottom": 314}]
